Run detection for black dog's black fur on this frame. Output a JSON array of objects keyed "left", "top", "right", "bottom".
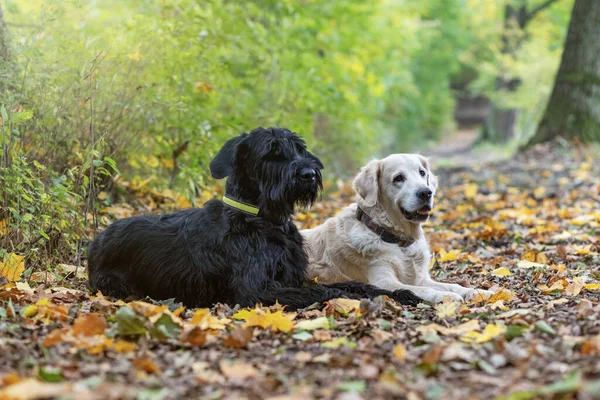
[{"left": 87, "top": 127, "right": 421, "bottom": 309}]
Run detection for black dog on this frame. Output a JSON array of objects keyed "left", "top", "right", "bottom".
[{"left": 87, "top": 127, "right": 420, "bottom": 309}]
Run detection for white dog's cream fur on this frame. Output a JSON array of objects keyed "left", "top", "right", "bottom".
[{"left": 302, "top": 154, "right": 492, "bottom": 303}]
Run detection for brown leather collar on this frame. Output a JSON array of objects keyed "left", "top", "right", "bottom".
[{"left": 356, "top": 207, "right": 415, "bottom": 247}]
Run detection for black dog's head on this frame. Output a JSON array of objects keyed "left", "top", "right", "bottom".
[{"left": 210, "top": 127, "right": 323, "bottom": 222}]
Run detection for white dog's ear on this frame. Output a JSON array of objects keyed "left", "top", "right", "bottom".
[
  {"left": 417, "top": 155, "right": 438, "bottom": 190},
  {"left": 353, "top": 160, "right": 379, "bottom": 207}
]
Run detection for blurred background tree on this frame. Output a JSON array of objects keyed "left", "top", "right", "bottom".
[{"left": 0, "top": 0, "right": 591, "bottom": 268}]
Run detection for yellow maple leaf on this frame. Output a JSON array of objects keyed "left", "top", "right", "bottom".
[
  {"left": 232, "top": 308, "right": 296, "bottom": 332},
  {"left": 0, "top": 253, "right": 25, "bottom": 282},
  {"left": 438, "top": 249, "right": 460, "bottom": 263},
  {"left": 190, "top": 308, "right": 230, "bottom": 330},
  {"left": 393, "top": 343, "right": 407, "bottom": 361},
  {"left": 465, "top": 183, "right": 478, "bottom": 199},
  {"left": 491, "top": 267, "right": 512, "bottom": 277},
  {"left": 461, "top": 323, "right": 506, "bottom": 344}
]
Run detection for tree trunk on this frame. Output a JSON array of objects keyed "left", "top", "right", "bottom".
[
  {"left": 0, "top": 4, "right": 10, "bottom": 62},
  {"left": 528, "top": 0, "right": 600, "bottom": 145}
]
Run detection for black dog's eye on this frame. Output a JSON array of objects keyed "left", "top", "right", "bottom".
[
  {"left": 394, "top": 174, "right": 405, "bottom": 183},
  {"left": 264, "top": 151, "right": 286, "bottom": 162},
  {"left": 419, "top": 169, "right": 426, "bottom": 177}
]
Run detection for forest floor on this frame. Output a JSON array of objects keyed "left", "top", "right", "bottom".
[{"left": 1, "top": 141, "right": 600, "bottom": 400}]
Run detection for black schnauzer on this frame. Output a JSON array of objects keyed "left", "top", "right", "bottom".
[{"left": 87, "top": 127, "right": 421, "bottom": 309}]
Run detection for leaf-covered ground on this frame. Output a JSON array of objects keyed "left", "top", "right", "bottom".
[{"left": 1, "top": 142, "right": 599, "bottom": 400}]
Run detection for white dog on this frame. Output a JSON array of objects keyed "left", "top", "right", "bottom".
[{"left": 302, "top": 154, "right": 492, "bottom": 303}]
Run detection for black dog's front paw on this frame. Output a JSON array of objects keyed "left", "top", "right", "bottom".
[{"left": 391, "top": 289, "right": 421, "bottom": 306}]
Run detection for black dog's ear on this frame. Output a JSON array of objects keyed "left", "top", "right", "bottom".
[
  {"left": 308, "top": 151, "right": 324, "bottom": 170},
  {"left": 210, "top": 134, "right": 247, "bottom": 179}
]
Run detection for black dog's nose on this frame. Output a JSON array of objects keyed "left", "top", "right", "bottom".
[
  {"left": 299, "top": 168, "right": 316, "bottom": 180},
  {"left": 417, "top": 188, "right": 432, "bottom": 200}
]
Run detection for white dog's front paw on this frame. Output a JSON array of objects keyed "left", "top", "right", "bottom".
[
  {"left": 422, "top": 290, "right": 464, "bottom": 303},
  {"left": 462, "top": 288, "right": 494, "bottom": 301}
]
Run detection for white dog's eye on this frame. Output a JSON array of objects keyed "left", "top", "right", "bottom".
[
  {"left": 419, "top": 169, "right": 426, "bottom": 177},
  {"left": 394, "top": 174, "right": 405, "bottom": 183}
]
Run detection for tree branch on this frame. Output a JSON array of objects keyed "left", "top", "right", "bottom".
[{"left": 525, "top": 0, "right": 561, "bottom": 24}]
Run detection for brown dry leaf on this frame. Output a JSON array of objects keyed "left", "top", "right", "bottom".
[
  {"left": 323, "top": 298, "right": 362, "bottom": 316},
  {"left": 565, "top": 277, "right": 584, "bottom": 296},
  {"left": 580, "top": 335, "right": 600, "bottom": 355},
  {"left": 219, "top": 360, "right": 258, "bottom": 384},
  {"left": 128, "top": 301, "right": 168, "bottom": 317},
  {"left": 180, "top": 327, "right": 207, "bottom": 346},
  {"left": 133, "top": 356, "right": 161, "bottom": 375},
  {"left": 72, "top": 313, "right": 107, "bottom": 337},
  {"left": 223, "top": 326, "right": 254, "bottom": 349},
  {"left": 556, "top": 245, "right": 568, "bottom": 261},
  {"left": 43, "top": 328, "right": 70, "bottom": 347},
  {"left": 30, "top": 298, "right": 70, "bottom": 323},
  {"left": 371, "top": 329, "right": 393, "bottom": 345},
  {"left": 417, "top": 319, "right": 480, "bottom": 336},
  {"left": 393, "top": 343, "right": 407, "bottom": 362},
  {"left": 421, "top": 344, "right": 444, "bottom": 365},
  {"left": 576, "top": 299, "right": 594, "bottom": 318},
  {"left": 538, "top": 279, "right": 568, "bottom": 294},
  {"left": 1, "top": 372, "right": 22, "bottom": 386}
]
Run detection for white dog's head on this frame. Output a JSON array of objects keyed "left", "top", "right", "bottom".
[{"left": 353, "top": 154, "right": 438, "bottom": 224}]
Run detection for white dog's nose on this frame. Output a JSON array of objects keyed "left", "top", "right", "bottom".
[{"left": 417, "top": 188, "right": 432, "bottom": 200}]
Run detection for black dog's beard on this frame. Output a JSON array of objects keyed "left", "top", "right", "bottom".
[{"left": 258, "top": 164, "right": 322, "bottom": 221}]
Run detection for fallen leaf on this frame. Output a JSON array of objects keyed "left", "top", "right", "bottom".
[
  {"left": 465, "top": 183, "right": 478, "bottom": 199},
  {"left": 324, "top": 298, "right": 362, "bottom": 316},
  {"left": 233, "top": 308, "right": 295, "bottom": 332},
  {"left": 180, "top": 327, "right": 207, "bottom": 346},
  {"left": 461, "top": 323, "right": 506, "bottom": 344},
  {"left": 73, "top": 313, "right": 107, "bottom": 336},
  {"left": 393, "top": 343, "right": 407, "bottom": 361},
  {"left": 219, "top": 360, "right": 258, "bottom": 383},
  {"left": 566, "top": 277, "right": 585, "bottom": 296},
  {"left": 438, "top": 249, "right": 460, "bottom": 263},
  {"left": 491, "top": 267, "right": 512, "bottom": 277},
  {"left": 294, "top": 317, "right": 330, "bottom": 331},
  {"left": 223, "top": 326, "right": 254, "bottom": 349},
  {"left": 133, "top": 356, "right": 161, "bottom": 375},
  {"left": 435, "top": 300, "right": 459, "bottom": 318},
  {"left": 190, "top": 308, "right": 231, "bottom": 330},
  {"left": 0, "top": 378, "right": 70, "bottom": 399},
  {"left": 0, "top": 253, "right": 25, "bottom": 282},
  {"left": 518, "top": 260, "right": 546, "bottom": 269}
]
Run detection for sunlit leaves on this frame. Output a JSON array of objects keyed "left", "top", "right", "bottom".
[
  {"left": 232, "top": 308, "right": 296, "bottom": 332},
  {"left": 0, "top": 253, "right": 25, "bottom": 283},
  {"left": 461, "top": 323, "right": 506, "bottom": 344}
]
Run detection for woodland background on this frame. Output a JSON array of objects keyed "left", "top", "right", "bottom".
[{"left": 1, "top": 1, "right": 600, "bottom": 399}]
